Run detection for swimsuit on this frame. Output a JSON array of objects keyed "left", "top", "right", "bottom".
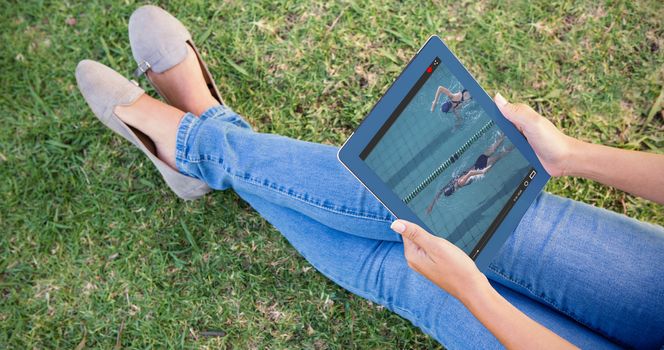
[
  {"left": 441, "top": 89, "right": 469, "bottom": 113},
  {"left": 474, "top": 154, "right": 488, "bottom": 170}
]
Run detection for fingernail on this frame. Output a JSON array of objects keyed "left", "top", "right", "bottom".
[
  {"left": 495, "top": 93, "right": 508, "bottom": 107},
  {"left": 391, "top": 220, "right": 406, "bottom": 233}
]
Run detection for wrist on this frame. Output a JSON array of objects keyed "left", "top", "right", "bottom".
[
  {"left": 564, "top": 138, "right": 591, "bottom": 177},
  {"left": 459, "top": 274, "right": 508, "bottom": 327},
  {"left": 457, "top": 273, "right": 493, "bottom": 308}
]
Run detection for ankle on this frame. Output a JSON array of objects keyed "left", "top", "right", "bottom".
[
  {"left": 192, "top": 95, "right": 221, "bottom": 116},
  {"left": 114, "top": 95, "right": 182, "bottom": 170}
]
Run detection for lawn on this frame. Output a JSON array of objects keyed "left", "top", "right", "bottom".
[{"left": 1, "top": 0, "right": 662, "bottom": 348}]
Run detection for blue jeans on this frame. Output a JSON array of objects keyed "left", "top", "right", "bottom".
[{"left": 175, "top": 106, "right": 664, "bottom": 349}]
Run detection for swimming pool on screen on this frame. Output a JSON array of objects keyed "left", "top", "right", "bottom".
[{"left": 364, "top": 64, "right": 530, "bottom": 254}]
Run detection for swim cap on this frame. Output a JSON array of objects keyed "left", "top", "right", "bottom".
[{"left": 441, "top": 101, "right": 453, "bottom": 113}]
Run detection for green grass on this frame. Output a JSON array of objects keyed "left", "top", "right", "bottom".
[{"left": 1, "top": 0, "right": 662, "bottom": 348}]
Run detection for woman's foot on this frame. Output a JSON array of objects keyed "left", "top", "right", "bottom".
[
  {"left": 146, "top": 45, "right": 219, "bottom": 116},
  {"left": 76, "top": 59, "right": 212, "bottom": 200},
  {"left": 114, "top": 94, "right": 183, "bottom": 169},
  {"left": 129, "top": 5, "right": 222, "bottom": 116}
]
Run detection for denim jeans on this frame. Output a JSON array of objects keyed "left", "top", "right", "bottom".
[{"left": 175, "top": 105, "right": 664, "bottom": 349}]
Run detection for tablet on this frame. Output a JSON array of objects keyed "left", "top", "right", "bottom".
[{"left": 338, "top": 35, "right": 549, "bottom": 271}]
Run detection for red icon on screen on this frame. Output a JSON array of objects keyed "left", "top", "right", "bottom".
[{"left": 426, "top": 66, "right": 432, "bottom": 73}]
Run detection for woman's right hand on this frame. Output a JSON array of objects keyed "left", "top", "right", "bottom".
[
  {"left": 390, "top": 219, "right": 488, "bottom": 302},
  {"left": 494, "top": 93, "right": 579, "bottom": 177},
  {"left": 391, "top": 219, "right": 578, "bottom": 349}
]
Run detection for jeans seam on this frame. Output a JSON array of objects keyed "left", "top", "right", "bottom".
[
  {"left": 236, "top": 173, "right": 394, "bottom": 223},
  {"left": 184, "top": 153, "right": 393, "bottom": 223},
  {"left": 175, "top": 114, "right": 199, "bottom": 177},
  {"left": 487, "top": 264, "right": 625, "bottom": 346}
]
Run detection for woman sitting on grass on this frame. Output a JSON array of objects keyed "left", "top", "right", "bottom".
[{"left": 75, "top": 6, "right": 664, "bottom": 349}]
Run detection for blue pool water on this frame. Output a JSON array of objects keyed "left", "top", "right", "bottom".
[{"left": 364, "top": 64, "right": 531, "bottom": 254}]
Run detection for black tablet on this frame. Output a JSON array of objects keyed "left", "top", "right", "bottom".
[{"left": 338, "top": 36, "right": 549, "bottom": 271}]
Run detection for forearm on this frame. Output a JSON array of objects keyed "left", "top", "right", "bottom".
[
  {"left": 567, "top": 140, "right": 664, "bottom": 204},
  {"left": 433, "top": 87, "right": 444, "bottom": 104},
  {"left": 461, "top": 278, "right": 577, "bottom": 350}
]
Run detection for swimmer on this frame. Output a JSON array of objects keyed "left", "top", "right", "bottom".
[
  {"left": 426, "top": 134, "right": 513, "bottom": 214},
  {"left": 430, "top": 86, "right": 472, "bottom": 124}
]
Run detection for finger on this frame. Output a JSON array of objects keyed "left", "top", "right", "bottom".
[
  {"left": 494, "top": 93, "right": 539, "bottom": 132},
  {"left": 390, "top": 220, "right": 437, "bottom": 251},
  {"left": 401, "top": 236, "right": 426, "bottom": 271},
  {"left": 401, "top": 236, "right": 418, "bottom": 262}
]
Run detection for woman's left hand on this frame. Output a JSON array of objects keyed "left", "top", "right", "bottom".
[{"left": 390, "top": 219, "right": 488, "bottom": 302}]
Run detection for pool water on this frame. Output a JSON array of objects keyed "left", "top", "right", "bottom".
[{"left": 365, "top": 64, "right": 531, "bottom": 254}]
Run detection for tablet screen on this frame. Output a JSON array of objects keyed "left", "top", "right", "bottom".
[{"left": 360, "top": 57, "right": 535, "bottom": 257}]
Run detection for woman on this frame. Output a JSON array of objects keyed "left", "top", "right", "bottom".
[
  {"left": 76, "top": 6, "right": 664, "bottom": 349},
  {"left": 430, "top": 85, "right": 472, "bottom": 123}
]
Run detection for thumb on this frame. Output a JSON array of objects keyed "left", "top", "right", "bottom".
[
  {"left": 494, "top": 93, "right": 539, "bottom": 132},
  {"left": 391, "top": 220, "right": 437, "bottom": 250}
]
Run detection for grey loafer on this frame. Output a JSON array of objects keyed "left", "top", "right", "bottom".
[
  {"left": 128, "top": 5, "right": 224, "bottom": 105},
  {"left": 75, "top": 59, "right": 211, "bottom": 200}
]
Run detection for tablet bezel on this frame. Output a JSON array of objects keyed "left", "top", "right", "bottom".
[{"left": 337, "top": 35, "right": 550, "bottom": 271}]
